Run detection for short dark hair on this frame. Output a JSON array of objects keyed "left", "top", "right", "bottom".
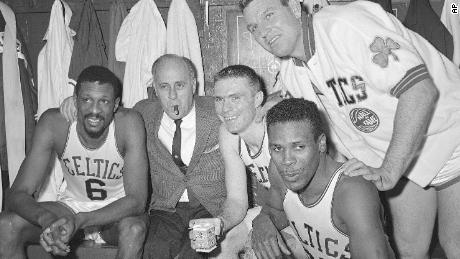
[
  {"left": 75, "top": 66, "right": 122, "bottom": 100},
  {"left": 267, "top": 98, "right": 324, "bottom": 139},
  {"left": 240, "top": 0, "right": 289, "bottom": 10},
  {"left": 151, "top": 54, "right": 197, "bottom": 83},
  {"left": 214, "top": 65, "right": 265, "bottom": 96}
]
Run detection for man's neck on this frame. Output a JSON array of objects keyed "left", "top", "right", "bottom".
[
  {"left": 299, "top": 155, "right": 342, "bottom": 205},
  {"left": 76, "top": 122, "right": 110, "bottom": 150},
  {"left": 239, "top": 121, "right": 265, "bottom": 153}
]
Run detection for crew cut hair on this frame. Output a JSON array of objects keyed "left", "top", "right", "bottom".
[
  {"left": 266, "top": 98, "right": 325, "bottom": 139},
  {"left": 75, "top": 65, "right": 122, "bottom": 100}
]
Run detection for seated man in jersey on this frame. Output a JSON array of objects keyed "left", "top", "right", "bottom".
[
  {"left": 0, "top": 66, "right": 148, "bottom": 259},
  {"left": 189, "top": 65, "right": 305, "bottom": 258},
  {"left": 263, "top": 98, "right": 394, "bottom": 259}
]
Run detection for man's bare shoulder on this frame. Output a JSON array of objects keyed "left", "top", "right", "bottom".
[
  {"left": 334, "top": 173, "right": 381, "bottom": 222},
  {"left": 38, "top": 108, "right": 70, "bottom": 136},
  {"left": 336, "top": 174, "right": 379, "bottom": 201},
  {"left": 113, "top": 108, "right": 145, "bottom": 144},
  {"left": 114, "top": 107, "right": 144, "bottom": 126}
]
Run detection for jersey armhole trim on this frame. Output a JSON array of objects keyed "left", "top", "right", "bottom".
[{"left": 390, "top": 64, "right": 429, "bottom": 98}]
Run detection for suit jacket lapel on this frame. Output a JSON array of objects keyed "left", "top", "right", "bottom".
[
  {"left": 150, "top": 104, "right": 184, "bottom": 177},
  {"left": 187, "top": 98, "right": 212, "bottom": 173}
]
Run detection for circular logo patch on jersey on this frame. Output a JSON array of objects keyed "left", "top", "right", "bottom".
[{"left": 349, "top": 108, "right": 380, "bottom": 133}]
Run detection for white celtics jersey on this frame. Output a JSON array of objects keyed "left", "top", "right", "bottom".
[
  {"left": 58, "top": 121, "right": 125, "bottom": 208},
  {"left": 283, "top": 167, "right": 350, "bottom": 259},
  {"left": 280, "top": 1, "right": 460, "bottom": 187},
  {"left": 239, "top": 129, "right": 271, "bottom": 189}
]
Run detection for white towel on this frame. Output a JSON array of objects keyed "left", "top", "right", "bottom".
[
  {"left": 36, "top": 0, "right": 74, "bottom": 202},
  {"left": 0, "top": 2, "right": 25, "bottom": 187},
  {"left": 37, "top": 0, "right": 75, "bottom": 118},
  {"left": 116, "top": 0, "right": 166, "bottom": 107},
  {"left": 441, "top": 0, "right": 460, "bottom": 67},
  {"left": 167, "top": 0, "right": 205, "bottom": 95}
]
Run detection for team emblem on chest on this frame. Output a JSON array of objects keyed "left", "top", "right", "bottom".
[{"left": 349, "top": 108, "right": 380, "bottom": 133}]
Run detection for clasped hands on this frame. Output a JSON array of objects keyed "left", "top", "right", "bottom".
[{"left": 39, "top": 215, "right": 76, "bottom": 256}]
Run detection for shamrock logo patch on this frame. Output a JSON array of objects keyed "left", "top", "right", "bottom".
[{"left": 370, "top": 36, "right": 400, "bottom": 68}]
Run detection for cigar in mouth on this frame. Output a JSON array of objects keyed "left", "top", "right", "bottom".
[{"left": 174, "top": 105, "right": 179, "bottom": 116}]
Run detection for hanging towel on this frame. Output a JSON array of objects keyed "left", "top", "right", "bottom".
[
  {"left": 0, "top": 2, "right": 25, "bottom": 188},
  {"left": 36, "top": 0, "right": 74, "bottom": 202},
  {"left": 441, "top": 0, "right": 460, "bottom": 67},
  {"left": 116, "top": 0, "right": 166, "bottom": 107},
  {"left": 167, "top": 0, "right": 204, "bottom": 95},
  {"left": 108, "top": 0, "right": 127, "bottom": 81},
  {"left": 404, "top": 0, "right": 454, "bottom": 59},
  {"left": 37, "top": 0, "right": 74, "bottom": 118},
  {"left": 68, "top": 0, "right": 107, "bottom": 85},
  {"left": 0, "top": 14, "right": 36, "bottom": 173}
]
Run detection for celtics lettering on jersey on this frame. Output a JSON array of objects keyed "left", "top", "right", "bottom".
[
  {"left": 326, "top": 76, "right": 367, "bottom": 107},
  {"left": 59, "top": 122, "right": 126, "bottom": 202},
  {"left": 291, "top": 221, "right": 350, "bottom": 259},
  {"left": 247, "top": 163, "right": 270, "bottom": 188}
]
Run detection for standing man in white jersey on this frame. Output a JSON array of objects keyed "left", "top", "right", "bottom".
[
  {"left": 241, "top": 0, "right": 460, "bottom": 258},
  {"left": 0, "top": 66, "right": 148, "bottom": 259},
  {"left": 190, "top": 65, "right": 305, "bottom": 258},
  {"left": 265, "top": 98, "right": 394, "bottom": 259}
]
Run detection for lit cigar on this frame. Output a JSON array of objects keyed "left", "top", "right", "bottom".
[{"left": 174, "top": 105, "right": 179, "bottom": 115}]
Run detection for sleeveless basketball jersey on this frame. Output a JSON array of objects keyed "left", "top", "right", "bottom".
[
  {"left": 239, "top": 129, "right": 271, "bottom": 189},
  {"left": 283, "top": 166, "right": 350, "bottom": 259},
  {"left": 58, "top": 121, "right": 125, "bottom": 211}
]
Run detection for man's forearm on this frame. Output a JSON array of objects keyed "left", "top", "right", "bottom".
[
  {"left": 260, "top": 204, "right": 289, "bottom": 230},
  {"left": 218, "top": 199, "right": 248, "bottom": 233},
  {"left": 76, "top": 195, "right": 145, "bottom": 228},
  {"left": 7, "top": 191, "right": 56, "bottom": 228},
  {"left": 383, "top": 80, "right": 438, "bottom": 178}
]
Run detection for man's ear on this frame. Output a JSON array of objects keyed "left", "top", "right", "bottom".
[
  {"left": 192, "top": 78, "right": 197, "bottom": 95},
  {"left": 255, "top": 91, "right": 264, "bottom": 107},
  {"left": 318, "top": 133, "right": 327, "bottom": 153},
  {"left": 114, "top": 97, "right": 121, "bottom": 112}
]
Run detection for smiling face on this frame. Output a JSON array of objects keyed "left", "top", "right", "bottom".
[
  {"left": 76, "top": 81, "right": 119, "bottom": 139},
  {"left": 214, "top": 77, "right": 262, "bottom": 134},
  {"left": 268, "top": 120, "right": 325, "bottom": 192},
  {"left": 243, "top": 0, "right": 304, "bottom": 58},
  {"left": 153, "top": 57, "right": 196, "bottom": 120}
]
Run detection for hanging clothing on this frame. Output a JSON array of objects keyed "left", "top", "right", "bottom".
[
  {"left": 37, "top": 0, "right": 74, "bottom": 118},
  {"left": 0, "top": 2, "right": 25, "bottom": 195},
  {"left": 68, "top": 0, "right": 107, "bottom": 85},
  {"left": 403, "top": 0, "right": 454, "bottom": 59},
  {"left": 116, "top": 0, "right": 166, "bottom": 107},
  {"left": 441, "top": 0, "right": 460, "bottom": 67},
  {"left": 167, "top": 0, "right": 204, "bottom": 95},
  {"left": 108, "top": 0, "right": 127, "bottom": 81},
  {"left": 0, "top": 14, "right": 36, "bottom": 170},
  {"left": 36, "top": 0, "right": 74, "bottom": 202}
]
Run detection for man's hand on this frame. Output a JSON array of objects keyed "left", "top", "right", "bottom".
[
  {"left": 39, "top": 215, "right": 77, "bottom": 256},
  {"left": 341, "top": 158, "right": 401, "bottom": 191},
  {"left": 251, "top": 213, "right": 290, "bottom": 259},
  {"left": 59, "top": 96, "right": 77, "bottom": 122}
]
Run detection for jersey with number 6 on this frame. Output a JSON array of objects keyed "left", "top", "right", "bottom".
[{"left": 58, "top": 121, "right": 125, "bottom": 210}]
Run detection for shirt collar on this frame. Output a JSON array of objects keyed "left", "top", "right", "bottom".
[{"left": 162, "top": 104, "right": 196, "bottom": 129}]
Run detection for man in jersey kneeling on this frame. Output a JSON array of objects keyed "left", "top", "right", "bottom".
[
  {"left": 0, "top": 66, "right": 148, "bottom": 259},
  {"left": 260, "top": 98, "right": 394, "bottom": 258}
]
